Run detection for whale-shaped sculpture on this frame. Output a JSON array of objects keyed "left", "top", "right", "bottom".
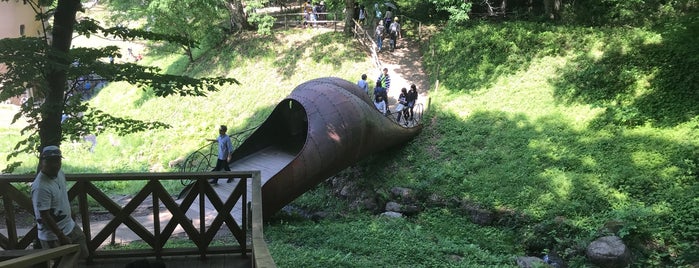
[{"left": 229, "top": 77, "right": 423, "bottom": 219}]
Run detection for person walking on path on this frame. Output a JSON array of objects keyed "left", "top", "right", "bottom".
[
  {"left": 377, "top": 68, "right": 391, "bottom": 114},
  {"left": 375, "top": 21, "right": 385, "bottom": 52},
  {"left": 384, "top": 7, "right": 393, "bottom": 33},
  {"left": 357, "top": 74, "right": 369, "bottom": 95},
  {"left": 32, "top": 145, "right": 89, "bottom": 260},
  {"left": 388, "top": 17, "right": 401, "bottom": 51},
  {"left": 208, "top": 125, "right": 234, "bottom": 184}
]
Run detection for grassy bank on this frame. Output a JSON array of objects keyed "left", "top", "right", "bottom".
[
  {"left": 0, "top": 29, "right": 374, "bottom": 194},
  {"left": 265, "top": 19, "right": 698, "bottom": 267}
]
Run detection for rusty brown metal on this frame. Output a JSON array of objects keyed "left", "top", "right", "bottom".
[{"left": 229, "top": 77, "right": 423, "bottom": 219}]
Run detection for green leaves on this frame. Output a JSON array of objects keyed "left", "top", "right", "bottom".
[{"left": 0, "top": 3, "right": 241, "bottom": 172}]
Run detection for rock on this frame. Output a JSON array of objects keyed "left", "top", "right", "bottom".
[
  {"left": 390, "top": 187, "right": 414, "bottom": 200},
  {"left": 401, "top": 204, "right": 421, "bottom": 215},
  {"left": 385, "top": 201, "right": 402, "bottom": 212},
  {"left": 586, "top": 236, "right": 631, "bottom": 268},
  {"left": 381, "top": 211, "right": 403, "bottom": 218},
  {"left": 460, "top": 202, "right": 494, "bottom": 226},
  {"left": 361, "top": 197, "right": 380, "bottom": 212},
  {"left": 427, "top": 193, "right": 446, "bottom": 206},
  {"left": 339, "top": 185, "right": 353, "bottom": 197},
  {"left": 168, "top": 157, "right": 185, "bottom": 168},
  {"left": 515, "top": 256, "right": 549, "bottom": 268}
]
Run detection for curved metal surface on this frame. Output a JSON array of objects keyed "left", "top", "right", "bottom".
[{"left": 229, "top": 77, "right": 423, "bottom": 219}]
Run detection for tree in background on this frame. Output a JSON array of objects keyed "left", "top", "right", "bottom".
[
  {"left": 106, "top": 0, "right": 232, "bottom": 62},
  {"left": 0, "top": 0, "right": 239, "bottom": 173}
]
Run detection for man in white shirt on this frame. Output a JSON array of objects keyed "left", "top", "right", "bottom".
[{"left": 32, "top": 145, "right": 88, "bottom": 259}]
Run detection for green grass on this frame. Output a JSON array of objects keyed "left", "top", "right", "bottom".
[
  {"left": 267, "top": 18, "right": 698, "bottom": 267},
  {"left": 2, "top": 13, "right": 697, "bottom": 267}
]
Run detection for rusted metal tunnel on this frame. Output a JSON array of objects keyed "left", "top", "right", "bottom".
[{"left": 229, "top": 77, "right": 423, "bottom": 219}]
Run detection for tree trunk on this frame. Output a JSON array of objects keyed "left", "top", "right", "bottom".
[
  {"left": 40, "top": 0, "right": 80, "bottom": 150},
  {"left": 184, "top": 45, "right": 194, "bottom": 62},
  {"left": 226, "top": 0, "right": 252, "bottom": 33},
  {"left": 343, "top": 0, "right": 355, "bottom": 35},
  {"left": 544, "top": 0, "right": 562, "bottom": 20}
]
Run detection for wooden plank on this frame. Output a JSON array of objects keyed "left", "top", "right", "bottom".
[
  {"left": 85, "top": 182, "right": 155, "bottom": 249},
  {"left": 251, "top": 175, "right": 277, "bottom": 268},
  {"left": 152, "top": 181, "right": 202, "bottom": 248},
  {"left": 0, "top": 244, "right": 79, "bottom": 268},
  {"left": 2, "top": 193, "right": 17, "bottom": 249}
]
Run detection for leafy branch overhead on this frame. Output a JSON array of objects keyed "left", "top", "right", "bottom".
[{"left": 0, "top": 2, "right": 240, "bottom": 173}]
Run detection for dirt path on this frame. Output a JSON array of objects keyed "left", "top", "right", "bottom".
[{"left": 366, "top": 36, "right": 431, "bottom": 112}]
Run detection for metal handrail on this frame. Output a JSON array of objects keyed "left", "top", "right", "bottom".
[
  {"left": 179, "top": 125, "right": 261, "bottom": 175},
  {"left": 385, "top": 103, "right": 424, "bottom": 127}
]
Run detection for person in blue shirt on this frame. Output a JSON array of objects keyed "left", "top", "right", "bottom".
[
  {"left": 208, "top": 125, "right": 234, "bottom": 184},
  {"left": 357, "top": 74, "right": 369, "bottom": 95}
]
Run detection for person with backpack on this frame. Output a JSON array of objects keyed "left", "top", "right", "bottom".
[
  {"left": 375, "top": 21, "right": 385, "bottom": 52},
  {"left": 373, "top": 80, "right": 388, "bottom": 114},
  {"left": 389, "top": 17, "right": 401, "bottom": 51},
  {"left": 384, "top": 7, "right": 393, "bottom": 34}
]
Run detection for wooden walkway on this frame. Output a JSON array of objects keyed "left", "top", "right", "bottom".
[
  {"left": 185, "top": 146, "right": 296, "bottom": 227},
  {"left": 79, "top": 254, "right": 251, "bottom": 268}
]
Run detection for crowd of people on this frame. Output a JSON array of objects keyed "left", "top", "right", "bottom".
[
  {"left": 358, "top": 68, "right": 418, "bottom": 126},
  {"left": 302, "top": 0, "right": 327, "bottom": 28}
]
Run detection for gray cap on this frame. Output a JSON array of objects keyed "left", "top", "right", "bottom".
[{"left": 40, "top": 145, "right": 62, "bottom": 159}]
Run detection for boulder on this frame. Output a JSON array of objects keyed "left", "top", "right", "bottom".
[
  {"left": 586, "top": 236, "right": 631, "bottom": 268},
  {"left": 385, "top": 201, "right": 402, "bottom": 212},
  {"left": 381, "top": 211, "right": 403, "bottom": 218},
  {"left": 515, "top": 256, "right": 549, "bottom": 268},
  {"left": 390, "top": 187, "right": 414, "bottom": 201}
]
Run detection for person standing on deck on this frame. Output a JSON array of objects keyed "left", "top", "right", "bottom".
[{"left": 32, "top": 146, "right": 89, "bottom": 260}]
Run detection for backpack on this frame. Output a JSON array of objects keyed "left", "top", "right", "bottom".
[
  {"left": 373, "top": 86, "right": 385, "bottom": 99},
  {"left": 390, "top": 22, "right": 398, "bottom": 34}
]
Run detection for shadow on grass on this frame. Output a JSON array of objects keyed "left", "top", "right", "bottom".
[
  {"left": 273, "top": 31, "right": 368, "bottom": 80},
  {"left": 362, "top": 107, "right": 698, "bottom": 263},
  {"left": 424, "top": 21, "right": 573, "bottom": 92},
  {"left": 552, "top": 15, "right": 699, "bottom": 128}
]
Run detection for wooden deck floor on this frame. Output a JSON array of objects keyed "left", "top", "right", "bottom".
[
  {"left": 185, "top": 146, "right": 295, "bottom": 225},
  {"left": 79, "top": 254, "right": 251, "bottom": 268}
]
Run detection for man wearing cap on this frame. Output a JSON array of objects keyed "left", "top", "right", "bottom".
[
  {"left": 207, "top": 125, "right": 234, "bottom": 184},
  {"left": 31, "top": 145, "right": 89, "bottom": 259}
]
